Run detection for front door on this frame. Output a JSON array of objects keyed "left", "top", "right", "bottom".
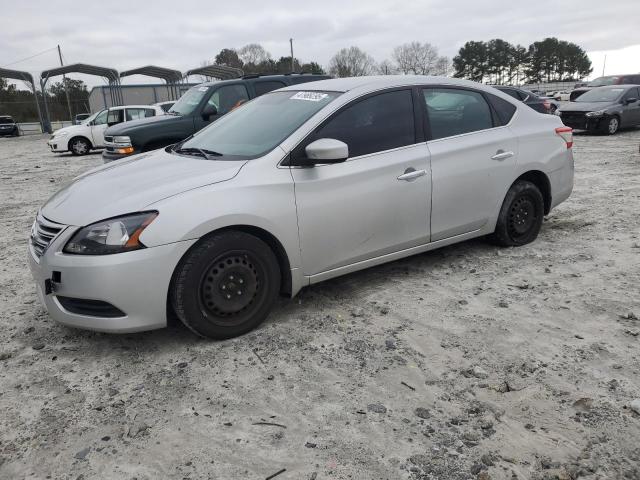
[
  {"left": 290, "top": 89, "right": 431, "bottom": 276},
  {"left": 422, "top": 87, "right": 518, "bottom": 241},
  {"left": 621, "top": 87, "right": 640, "bottom": 126},
  {"left": 92, "top": 109, "right": 123, "bottom": 147}
]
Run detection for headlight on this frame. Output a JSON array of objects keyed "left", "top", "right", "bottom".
[
  {"left": 64, "top": 211, "right": 158, "bottom": 255},
  {"left": 112, "top": 136, "right": 132, "bottom": 146},
  {"left": 586, "top": 110, "right": 606, "bottom": 117}
]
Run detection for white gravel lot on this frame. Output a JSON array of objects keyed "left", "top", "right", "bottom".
[{"left": 0, "top": 131, "right": 639, "bottom": 480}]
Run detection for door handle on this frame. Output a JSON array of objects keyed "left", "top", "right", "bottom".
[
  {"left": 491, "top": 150, "right": 514, "bottom": 161},
  {"left": 397, "top": 169, "right": 427, "bottom": 181}
]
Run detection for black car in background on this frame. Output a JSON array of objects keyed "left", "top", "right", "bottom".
[
  {"left": 102, "top": 73, "right": 330, "bottom": 162},
  {"left": 570, "top": 74, "right": 640, "bottom": 101},
  {"left": 557, "top": 85, "right": 640, "bottom": 135},
  {"left": 0, "top": 116, "right": 19, "bottom": 136},
  {"left": 492, "top": 86, "right": 552, "bottom": 114}
]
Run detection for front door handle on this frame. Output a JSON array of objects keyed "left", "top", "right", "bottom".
[
  {"left": 491, "top": 150, "right": 514, "bottom": 161},
  {"left": 397, "top": 168, "right": 427, "bottom": 181}
]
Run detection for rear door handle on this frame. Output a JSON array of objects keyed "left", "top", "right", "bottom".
[
  {"left": 491, "top": 150, "right": 514, "bottom": 161},
  {"left": 397, "top": 169, "right": 427, "bottom": 181}
]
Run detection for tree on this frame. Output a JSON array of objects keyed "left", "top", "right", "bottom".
[
  {"left": 238, "top": 43, "right": 271, "bottom": 65},
  {"left": 453, "top": 41, "right": 490, "bottom": 82},
  {"left": 328, "top": 46, "right": 376, "bottom": 77},
  {"left": 214, "top": 48, "right": 243, "bottom": 69},
  {"left": 300, "top": 62, "right": 325, "bottom": 74},
  {"left": 526, "top": 38, "right": 591, "bottom": 82},
  {"left": 377, "top": 59, "right": 397, "bottom": 75},
  {"left": 392, "top": 42, "right": 447, "bottom": 75}
]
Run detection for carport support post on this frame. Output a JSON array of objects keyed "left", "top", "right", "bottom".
[
  {"left": 31, "top": 82, "right": 46, "bottom": 134},
  {"left": 40, "top": 78, "right": 52, "bottom": 134}
]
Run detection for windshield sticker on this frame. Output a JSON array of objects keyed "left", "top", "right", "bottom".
[{"left": 290, "top": 92, "right": 329, "bottom": 102}]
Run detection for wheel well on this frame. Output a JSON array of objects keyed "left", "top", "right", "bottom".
[
  {"left": 68, "top": 136, "right": 92, "bottom": 150},
  {"left": 515, "top": 171, "right": 551, "bottom": 215}
]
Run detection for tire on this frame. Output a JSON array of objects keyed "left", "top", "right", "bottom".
[
  {"left": 548, "top": 104, "right": 557, "bottom": 114},
  {"left": 13, "top": 129, "right": 20, "bottom": 137},
  {"left": 601, "top": 116, "right": 619, "bottom": 135},
  {"left": 491, "top": 180, "right": 544, "bottom": 247},
  {"left": 69, "top": 136, "right": 91, "bottom": 155},
  {"left": 171, "top": 231, "right": 281, "bottom": 339}
]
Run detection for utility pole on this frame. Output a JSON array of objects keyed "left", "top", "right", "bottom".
[
  {"left": 57, "top": 45, "right": 73, "bottom": 122},
  {"left": 602, "top": 54, "right": 607, "bottom": 76},
  {"left": 289, "top": 38, "right": 294, "bottom": 72}
]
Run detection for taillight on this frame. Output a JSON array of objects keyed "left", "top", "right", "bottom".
[{"left": 555, "top": 126, "right": 573, "bottom": 149}]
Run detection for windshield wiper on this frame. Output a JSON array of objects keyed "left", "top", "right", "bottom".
[{"left": 173, "top": 146, "right": 222, "bottom": 159}]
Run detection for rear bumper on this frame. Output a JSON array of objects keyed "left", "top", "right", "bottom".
[
  {"left": 549, "top": 149, "right": 574, "bottom": 210},
  {"left": 28, "top": 225, "right": 197, "bottom": 333}
]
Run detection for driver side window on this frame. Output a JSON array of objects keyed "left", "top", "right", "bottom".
[
  {"left": 207, "top": 85, "right": 249, "bottom": 115},
  {"left": 107, "top": 109, "right": 124, "bottom": 125},
  {"left": 92, "top": 110, "right": 108, "bottom": 126}
]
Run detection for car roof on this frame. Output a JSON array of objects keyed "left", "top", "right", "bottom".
[
  {"left": 278, "top": 75, "right": 499, "bottom": 94},
  {"left": 196, "top": 74, "right": 327, "bottom": 88},
  {"left": 109, "top": 105, "right": 160, "bottom": 110}
]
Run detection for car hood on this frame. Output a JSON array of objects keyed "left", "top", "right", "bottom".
[
  {"left": 105, "top": 114, "right": 181, "bottom": 135},
  {"left": 41, "top": 148, "right": 247, "bottom": 226},
  {"left": 52, "top": 125, "right": 86, "bottom": 137},
  {"left": 560, "top": 101, "right": 614, "bottom": 112}
]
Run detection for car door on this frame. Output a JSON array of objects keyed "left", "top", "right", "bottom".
[
  {"left": 422, "top": 87, "right": 518, "bottom": 241},
  {"left": 92, "top": 109, "right": 123, "bottom": 147},
  {"left": 193, "top": 84, "right": 250, "bottom": 132},
  {"left": 290, "top": 88, "right": 431, "bottom": 276},
  {"left": 87, "top": 109, "right": 108, "bottom": 146},
  {"left": 621, "top": 87, "right": 640, "bottom": 126}
]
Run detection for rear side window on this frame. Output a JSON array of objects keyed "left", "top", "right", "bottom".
[
  {"left": 500, "top": 88, "right": 521, "bottom": 100},
  {"left": 423, "top": 88, "right": 494, "bottom": 140},
  {"left": 254, "top": 81, "right": 286, "bottom": 97},
  {"left": 486, "top": 93, "right": 517, "bottom": 125},
  {"left": 311, "top": 89, "right": 415, "bottom": 158},
  {"left": 207, "top": 84, "right": 250, "bottom": 115}
]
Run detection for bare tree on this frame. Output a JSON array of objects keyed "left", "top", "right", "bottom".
[
  {"left": 392, "top": 41, "right": 447, "bottom": 75},
  {"left": 434, "top": 56, "right": 452, "bottom": 76},
  {"left": 238, "top": 43, "right": 271, "bottom": 65},
  {"left": 328, "top": 46, "right": 376, "bottom": 77},
  {"left": 377, "top": 59, "right": 397, "bottom": 75}
]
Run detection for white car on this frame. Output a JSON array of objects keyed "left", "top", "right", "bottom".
[
  {"left": 29, "top": 76, "right": 574, "bottom": 339},
  {"left": 554, "top": 91, "right": 571, "bottom": 101},
  {"left": 47, "top": 105, "right": 165, "bottom": 156}
]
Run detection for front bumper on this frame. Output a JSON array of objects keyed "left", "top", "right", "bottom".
[
  {"left": 47, "top": 138, "right": 68, "bottom": 152},
  {"left": 0, "top": 126, "right": 17, "bottom": 135},
  {"left": 102, "top": 149, "right": 135, "bottom": 163},
  {"left": 28, "top": 223, "right": 196, "bottom": 333},
  {"left": 560, "top": 114, "right": 607, "bottom": 131}
]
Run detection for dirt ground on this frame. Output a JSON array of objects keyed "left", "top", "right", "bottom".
[{"left": 0, "top": 131, "right": 639, "bottom": 480}]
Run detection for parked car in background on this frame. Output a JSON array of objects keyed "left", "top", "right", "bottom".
[
  {"left": 153, "top": 101, "right": 175, "bottom": 112},
  {"left": 570, "top": 74, "right": 640, "bottom": 101},
  {"left": 554, "top": 91, "right": 571, "bottom": 101},
  {"left": 0, "top": 116, "right": 19, "bottom": 136},
  {"left": 48, "top": 104, "right": 165, "bottom": 155},
  {"left": 102, "top": 73, "right": 330, "bottom": 162},
  {"left": 557, "top": 85, "right": 640, "bottom": 134},
  {"left": 29, "top": 76, "right": 573, "bottom": 339},
  {"left": 73, "top": 113, "right": 91, "bottom": 125},
  {"left": 492, "top": 86, "right": 552, "bottom": 114}
]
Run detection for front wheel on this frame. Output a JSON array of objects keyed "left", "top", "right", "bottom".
[
  {"left": 171, "top": 231, "right": 281, "bottom": 339},
  {"left": 601, "top": 116, "right": 619, "bottom": 135},
  {"left": 491, "top": 180, "right": 544, "bottom": 247},
  {"left": 69, "top": 137, "right": 91, "bottom": 155}
]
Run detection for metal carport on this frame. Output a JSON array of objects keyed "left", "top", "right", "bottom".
[
  {"left": 0, "top": 67, "right": 46, "bottom": 133},
  {"left": 120, "top": 65, "right": 183, "bottom": 101},
  {"left": 40, "top": 63, "right": 122, "bottom": 133},
  {"left": 183, "top": 65, "right": 243, "bottom": 81}
]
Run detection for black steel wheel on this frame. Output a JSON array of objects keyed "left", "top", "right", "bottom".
[
  {"left": 491, "top": 180, "right": 544, "bottom": 246},
  {"left": 171, "top": 231, "right": 280, "bottom": 339}
]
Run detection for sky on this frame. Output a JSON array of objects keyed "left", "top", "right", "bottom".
[{"left": 1, "top": 0, "right": 639, "bottom": 89}]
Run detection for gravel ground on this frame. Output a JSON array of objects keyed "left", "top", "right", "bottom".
[{"left": 1, "top": 131, "right": 639, "bottom": 480}]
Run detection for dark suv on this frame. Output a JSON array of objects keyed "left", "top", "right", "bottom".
[
  {"left": 492, "top": 86, "right": 551, "bottom": 114},
  {"left": 102, "top": 73, "right": 330, "bottom": 162},
  {"left": 570, "top": 74, "right": 640, "bottom": 101},
  {"left": 0, "top": 116, "right": 19, "bottom": 136}
]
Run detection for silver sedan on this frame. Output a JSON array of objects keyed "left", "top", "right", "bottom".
[{"left": 28, "top": 76, "right": 574, "bottom": 339}]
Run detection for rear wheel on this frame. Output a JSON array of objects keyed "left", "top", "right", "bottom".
[
  {"left": 69, "top": 137, "right": 91, "bottom": 155},
  {"left": 491, "top": 180, "right": 544, "bottom": 247},
  {"left": 171, "top": 231, "right": 280, "bottom": 339}
]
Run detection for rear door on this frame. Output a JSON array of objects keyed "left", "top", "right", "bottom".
[
  {"left": 290, "top": 88, "right": 431, "bottom": 275},
  {"left": 422, "top": 87, "right": 518, "bottom": 241}
]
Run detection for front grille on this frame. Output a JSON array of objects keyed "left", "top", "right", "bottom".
[
  {"left": 30, "top": 215, "right": 65, "bottom": 258},
  {"left": 57, "top": 296, "right": 126, "bottom": 318}
]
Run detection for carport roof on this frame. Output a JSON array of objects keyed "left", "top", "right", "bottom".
[
  {"left": 0, "top": 67, "right": 35, "bottom": 84},
  {"left": 40, "top": 63, "right": 120, "bottom": 82},
  {"left": 119, "top": 65, "right": 182, "bottom": 83},
  {"left": 183, "top": 64, "right": 243, "bottom": 80}
]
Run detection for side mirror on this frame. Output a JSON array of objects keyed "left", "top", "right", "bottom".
[
  {"left": 293, "top": 138, "right": 349, "bottom": 167},
  {"left": 624, "top": 97, "right": 638, "bottom": 105},
  {"left": 202, "top": 103, "right": 218, "bottom": 120}
]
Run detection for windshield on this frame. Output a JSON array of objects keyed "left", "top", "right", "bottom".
[
  {"left": 0, "top": 116, "right": 14, "bottom": 124},
  {"left": 80, "top": 110, "right": 103, "bottom": 125},
  {"left": 575, "top": 87, "right": 625, "bottom": 103},
  {"left": 177, "top": 90, "right": 341, "bottom": 159},
  {"left": 168, "top": 85, "right": 211, "bottom": 115},
  {"left": 588, "top": 76, "right": 619, "bottom": 87}
]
